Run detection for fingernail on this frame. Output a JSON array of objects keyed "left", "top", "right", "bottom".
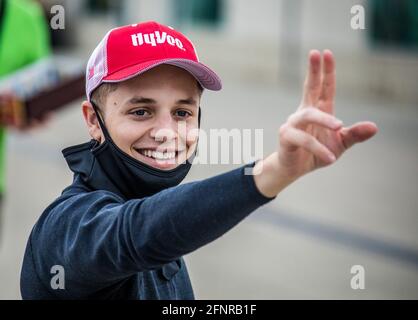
[{"left": 328, "top": 154, "right": 336, "bottom": 162}]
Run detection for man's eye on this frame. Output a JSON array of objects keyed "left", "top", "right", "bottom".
[
  {"left": 176, "top": 110, "right": 191, "bottom": 118},
  {"left": 131, "top": 109, "right": 150, "bottom": 117}
]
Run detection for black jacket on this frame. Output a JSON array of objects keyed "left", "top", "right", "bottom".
[{"left": 20, "top": 141, "right": 275, "bottom": 299}]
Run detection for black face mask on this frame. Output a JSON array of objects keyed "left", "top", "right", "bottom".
[{"left": 89, "top": 101, "right": 201, "bottom": 199}]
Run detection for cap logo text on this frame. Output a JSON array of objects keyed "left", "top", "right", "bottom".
[{"left": 131, "top": 31, "right": 186, "bottom": 51}]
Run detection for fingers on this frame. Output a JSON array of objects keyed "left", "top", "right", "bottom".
[
  {"left": 301, "top": 50, "right": 336, "bottom": 114},
  {"left": 280, "top": 125, "right": 336, "bottom": 163},
  {"left": 288, "top": 107, "right": 343, "bottom": 131},
  {"left": 301, "top": 50, "right": 321, "bottom": 106},
  {"left": 340, "top": 121, "right": 378, "bottom": 150},
  {"left": 319, "top": 49, "right": 336, "bottom": 113}
]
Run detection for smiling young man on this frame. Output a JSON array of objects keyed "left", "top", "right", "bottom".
[
  {"left": 85, "top": 64, "right": 201, "bottom": 172},
  {"left": 20, "top": 21, "right": 378, "bottom": 299}
]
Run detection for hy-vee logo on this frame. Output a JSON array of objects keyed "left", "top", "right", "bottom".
[{"left": 131, "top": 31, "right": 186, "bottom": 51}]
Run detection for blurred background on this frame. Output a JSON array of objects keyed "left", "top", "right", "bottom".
[{"left": 0, "top": 0, "right": 417, "bottom": 299}]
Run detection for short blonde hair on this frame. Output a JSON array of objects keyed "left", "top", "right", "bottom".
[{"left": 90, "top": 83, "right": 119, "bottom": 107}]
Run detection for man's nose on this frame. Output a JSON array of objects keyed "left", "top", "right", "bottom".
[{"left": 150, "top": 113, "right": 178, "bottom": 142}]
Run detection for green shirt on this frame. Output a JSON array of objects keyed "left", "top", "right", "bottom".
[{"left": 0, "top": 0, "right": 50, "bottom": 194}]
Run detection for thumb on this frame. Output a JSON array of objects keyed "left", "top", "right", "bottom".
[{"left": 339, "top": 121, "right": 378, "bottom": 150}]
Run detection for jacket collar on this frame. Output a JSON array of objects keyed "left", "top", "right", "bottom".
[{"left": 62, "top": 140, "right": 125, "bottom": 199}]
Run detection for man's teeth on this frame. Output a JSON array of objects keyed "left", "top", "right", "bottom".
[{"left": 139, "top": 149, "right": 176, "bottom": 160}]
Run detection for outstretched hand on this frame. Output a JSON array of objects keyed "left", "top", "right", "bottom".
[
  {"left": 277, "top": 49, "right": 378, "bottom": 179},
  {"left": 253, "top": 50, "right": 378, "bottom": 197}
]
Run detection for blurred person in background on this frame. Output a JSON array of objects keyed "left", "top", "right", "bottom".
[
  {"left": 20, "top": 21, "right": 378, "bottom": 299},
  {"left": 0, "top": 0, "right": 51, "bottom": 235}
]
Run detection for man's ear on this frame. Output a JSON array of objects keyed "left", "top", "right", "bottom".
[{"left": 82, "top": 101, "right": 103, "bottom": 143}]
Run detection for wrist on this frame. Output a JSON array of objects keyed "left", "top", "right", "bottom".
[{"left": 252, "top": 152, "right": 298, "bottom": 198}]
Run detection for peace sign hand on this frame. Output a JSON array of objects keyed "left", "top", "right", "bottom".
[
  {"left": 253, "top": 50, "right": 378, "bottom": 198},
  {"left": 277, "top": 49, "right": 378, "bottom": 180}
]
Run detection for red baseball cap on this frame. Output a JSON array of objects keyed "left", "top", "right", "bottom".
[{"left": 86, "top": 21, "right": 222, "bottom": 101}]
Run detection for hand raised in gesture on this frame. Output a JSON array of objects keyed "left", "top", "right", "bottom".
[{"left": 254, "top": 50, "right": 378, "bottom": 198}]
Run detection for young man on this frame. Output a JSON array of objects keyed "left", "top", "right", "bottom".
[{"left": 20, "top": 21, "right": 378, "bottom": 299}]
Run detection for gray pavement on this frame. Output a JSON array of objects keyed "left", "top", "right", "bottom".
[{"left": 0, "top": 77, "right": 417, "bottom": 299}]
